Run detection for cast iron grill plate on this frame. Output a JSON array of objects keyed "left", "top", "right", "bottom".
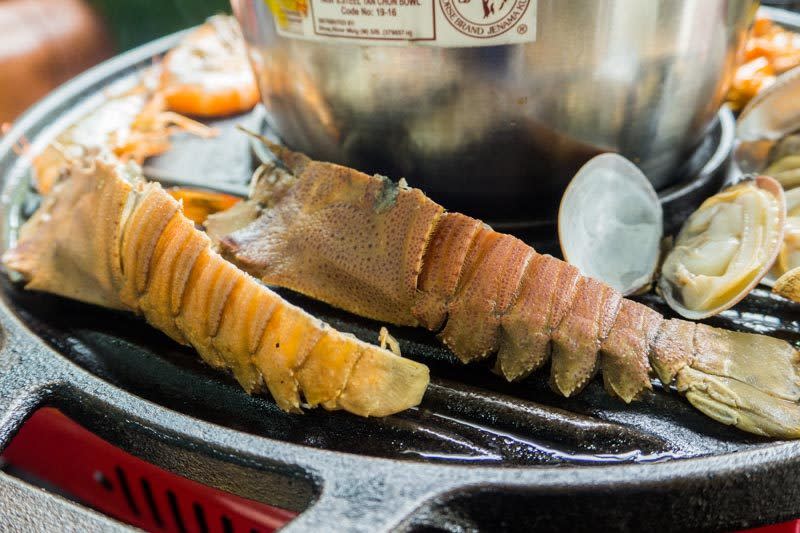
[{"left": 1, "top": 16, "right": 800, "bottom": 531}]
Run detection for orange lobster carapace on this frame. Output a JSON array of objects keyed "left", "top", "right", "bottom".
[
  {"left": 3, "top": 158, "right": 428, "bottom": 417},
  {"left": 212, "top": 141, "right": 800, "bottom": 438}
]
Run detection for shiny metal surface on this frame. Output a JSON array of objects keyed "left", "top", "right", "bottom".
[{"left": 232, "top": 0, "right": 753, "bottom": 219}]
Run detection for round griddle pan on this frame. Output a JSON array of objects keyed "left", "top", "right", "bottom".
[{"left": 2, "top": 16, "right": 800, "bottom": 531}]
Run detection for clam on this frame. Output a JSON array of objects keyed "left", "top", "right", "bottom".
[
  {"left": 763, "top": 187, "right": 800, "bottom": 287},
  {"left": 769, "top": 133, "right": 800, "bottom": 163},
  {"left": 737, "top": 66, "right": 800, "bottom": 144},
  {"left": 763, "top": 135, "right": 800, "bottom": 190},
  {"left": 659, "top": 176, "right": 786, "bottom": 320},
  {"left": 558, "top": 153, "right": 662, "bottom": 295},
  {"left": 779, "top": 188, "right": 800, "bottom": 274},
  {"left": 736, "top": 66, "right": 800, "bottom": 177}
]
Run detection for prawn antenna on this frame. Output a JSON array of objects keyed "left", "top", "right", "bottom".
[{"left": 235, "top": 125, "right": 293, "bottom": 172}]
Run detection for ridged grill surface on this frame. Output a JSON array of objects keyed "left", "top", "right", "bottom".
[
  {"left": 5, "top": 255, "right": 790, "bottom": 466},
  {"left": 6, "top": 22, "right": 800, "bottom": 532},
  {"left": 0, "top": 66, "right": 776, "bottom": 469}
]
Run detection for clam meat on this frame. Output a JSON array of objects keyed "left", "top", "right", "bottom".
[
  {"left": 764, "top": 134, "right": 800, "bottom": 190},
  {"left": 659, "top": 176, "right": 785, "bottom": 319}
]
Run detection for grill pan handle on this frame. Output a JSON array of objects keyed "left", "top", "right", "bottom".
[
  {"left": 279, "top": 469, "right": 444, "bottom": 532},
  {"left": 0, "top": 319, "right": 138, "bottom": 531},
  {"left": 0, "top": 310, "right": 447, "bottom": 532}
]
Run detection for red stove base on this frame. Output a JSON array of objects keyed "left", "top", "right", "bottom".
[
  {"left": 1, "top": 407, "right": 798, "bottom": 532},
  {"left": 744, "top": 520, "right": 800, "bottom": 533},
  {"left": 748, "top": 523, "right": 800, "bottom": 533},
  {"left": 0, "top": 407, "right": 296, "bottom": 532}
]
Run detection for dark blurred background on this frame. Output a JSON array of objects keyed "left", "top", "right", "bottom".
[
  {"left": 0, "top": 0, "right": 229, "bottom": 123},
  {"left": 88, "top": 0, "right": 229, "bottom": 51}
]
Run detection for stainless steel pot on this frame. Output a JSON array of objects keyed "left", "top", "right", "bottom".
[{"left": 232, "top": 0, "right": 755, "bottom": 219}]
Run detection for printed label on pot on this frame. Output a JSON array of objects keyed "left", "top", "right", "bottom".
[{"left": 264, "top": 0, "right": 535, "bottom": 46}]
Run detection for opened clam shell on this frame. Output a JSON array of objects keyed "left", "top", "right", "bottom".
[
  {"left": 558, "top": 153, "right": 662, "bottom": 295},
  {"left": 778, "top": 188, "right": 800, "bottom": 275},
  {"left": 736, "top": 66, "right": 800, "bottom": 176},
  {"left": 762, "top": 135, "right": 800, "bottom": 190},
  {"left": 764, "top": 187, "right": 800, "bottom": 286},
  {"left": 659, "top": 176, "right": 786, "bottom": 320},
  {"left": 738, "top": 66, "right": 800, "bottom": 143}
]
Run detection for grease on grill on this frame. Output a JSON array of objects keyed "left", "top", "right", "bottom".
[
  {"left": 3, "top": 271, "right": 777, "bottom": 467},
  {"left": 0, "top": 97, "right": 784, "bottom": 467}
]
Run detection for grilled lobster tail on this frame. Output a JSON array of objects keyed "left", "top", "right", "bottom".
[
  {"left": 3, "top": 159, "right": 429, "bottom": 417},
  {"left": 214, "top": 143, "right": 800, "bottom": 438}
]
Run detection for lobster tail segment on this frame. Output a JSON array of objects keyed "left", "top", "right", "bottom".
[
  {"left": 679, "top": 324, "right": 800, "bottom": 437},
  {"left": 412, "top": 213, "right": 483, "bottom": 331},
  {"left": 650, "top": 319, "right": 696, "bottom": 387},
  {"left": 438, "top": 228, "right": 533, "bottom": 363},
  {"left": 550, "top": 277, "right": 622, "bottom": 397},
  {"left": 599, "top": 300, "right": 662, "bottom": 403},
  {"left": 650, "top": 319, "right": 800, "bottom": 438},
  {"left": 496, "top": 254, "right": 581, "bottom": 382},
  {"left": 338, "top": 343, "right": 430, "bottom": 417}
]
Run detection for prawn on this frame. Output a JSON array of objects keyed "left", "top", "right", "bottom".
[
  {"left": 159, "top": 15, "right": 260, "bottom": 118},
  {"left": 32, "top": 81, "right": 215, "bottom": 195},
  {"left": 212, "top": 141, "right": 800, "bottom": 438},
  {"left": 3, "top": 157, "right": 428, "bottom": 417},
  {"left": 33, "top": 15, "right": 255, "bottom": 195}
]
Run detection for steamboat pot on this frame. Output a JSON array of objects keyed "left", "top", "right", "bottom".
[{"left": 232, "top": 0, "right": 754, "bottom": 220}]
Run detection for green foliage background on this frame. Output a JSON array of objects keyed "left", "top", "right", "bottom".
[{"left": 87, "top": 0, "right": 231, "bottom": 51}]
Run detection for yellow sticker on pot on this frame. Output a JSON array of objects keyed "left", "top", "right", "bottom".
[
  {"left": 266, "top": 0, "right": 309, "bottom": 29},
  {"left": 264, "top": 0, "right": 536, "bottom": 47}
]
